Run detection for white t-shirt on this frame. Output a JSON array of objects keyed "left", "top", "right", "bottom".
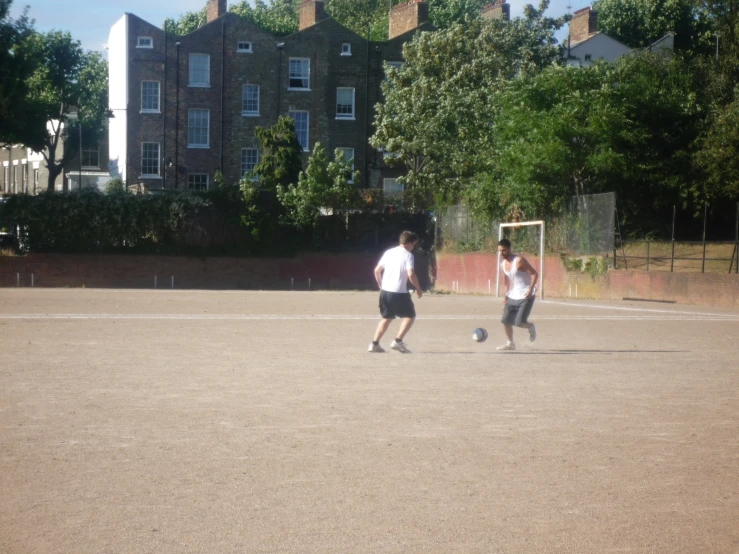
[{"left": 377, "top": 245, "right": 415, "bottom": 293}]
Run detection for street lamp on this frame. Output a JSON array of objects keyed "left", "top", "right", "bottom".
[{"left": 66, "top": 111, "right": 83, "bottom": 191}]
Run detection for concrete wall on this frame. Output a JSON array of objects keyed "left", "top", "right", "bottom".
[
  {"left": 436, "top": 252, "right": 739, "bottom": 308},
  {"left": 1, "top": 252, "right": 737, "bottom": 308}
]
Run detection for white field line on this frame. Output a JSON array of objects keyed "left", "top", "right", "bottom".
[
  {"left": 0, "top": 314, "right": 737, "bottom": 321},
  {"left": 540, "top": 299, "right": 739, "bottom": 319}
]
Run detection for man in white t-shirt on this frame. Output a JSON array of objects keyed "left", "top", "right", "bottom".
[
  {"left": 368, "top": 231, "right": 423, "bottom": 353},
  {"left": 497, "top": 238, "right": 538, "bottom": 351}
]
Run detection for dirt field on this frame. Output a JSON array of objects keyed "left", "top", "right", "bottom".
[{"left": 1, "top": 289, "right": 738, "bottom": 554}]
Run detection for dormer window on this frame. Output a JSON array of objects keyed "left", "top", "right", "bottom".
[
  {"left": 237, "top": 41, "right": 253, "bottom": 53},
  {"left": 341, "top": 43, "right": 351, "bottom": 56},
  {"left": 137, "top": 37, "right": 153, "bottom": 49}
]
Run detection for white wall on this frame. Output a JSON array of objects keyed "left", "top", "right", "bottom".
[
  {"left": 108, "top": 15, "right": 129, "bottom": 183},
  {"left": 567, "top": 33, "right": 632, "bottom": 67}
]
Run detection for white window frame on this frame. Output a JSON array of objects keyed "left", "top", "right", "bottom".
[
  {"left": 21, "top": 162, "right": 27, "bottom": 193},
  {"left": 189, "top": 54, "right": 210, "bottom": 87},
  {"left": 288, "top": 58, "right": 311, "bottom": 91},
  {"left": 383, "top": 178, "right": 403, "bottom": 195},
  {"left": 12, "top": 164, "right": 17, "bottom": 193},
  {"left": 141, "top": 142, "right": 161, "bottom": 178},
  {"left": 33, "top": 168, "right": 39, "bottom": 194},
  {"left": 288, "top": 110, "right": 309, "bottom": 152},
  {"left": 137, "top": 36, "right": 153, "bottom": 49},
  {"left": 141, "top": 80, "right": 160, "bottom": 113},
  {"left": 187, "top": 109, "right": 210, "bottom": 148},
  {"left": 3, "top": 165, "right": 9, "bottom": 193},
  {"left": 341, "top": 43, "right": 351, "bottom": 56},
  {"left": 336, "top": 87, "right": 355, "bottom": 120},
  {"left": 187, "top": 173, "right": 209, "bottom": 191},
  {"left": 241, "top": 148, "right": 259, "bottom": 179},
  {"left": 237, "top": 41, "right": 253, "bottom": 53},
  {"left": 81, "top": 147, "right": 100, "bottom": 170},
  {"left": 241, "top": 84, "right": 260, "bottom": 116}
]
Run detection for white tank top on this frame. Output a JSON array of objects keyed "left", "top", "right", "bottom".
[{"left": 501, "top": 255, "right": 536, "bottom": 299}]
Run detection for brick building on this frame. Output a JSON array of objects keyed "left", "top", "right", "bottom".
[
  {"left": 107, "top": 0, "right": 437, "bottom": 194},
  {"left": 0, "top": 121, "right": 111, "bottom": 196}
]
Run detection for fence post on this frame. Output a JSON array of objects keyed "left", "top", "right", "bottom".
[
  {"left": 702, "top": 203, "right": 708, "bottom": 274},
  {"left": 671, "top": 205, "right": 676, "bottom": 273},
  {"left": 735, "top": 203, "right": 739, "bottom": 274},
  {"left": 646, "top": 241, "right": 650, "bottom": 271}
]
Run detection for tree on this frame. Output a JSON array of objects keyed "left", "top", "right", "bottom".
[
  {"left": 696, "top": 94, "right": 739, "bottom": 200},
  {"left": 370, "top": 2, "right": 566, "bottom": 209},
  {"left": 277, "top": 143, "right": 358, "bottom": 227},
  {"left": 163, "top": 8, "right": 207, "bottom": 36},
  {"left": 250, "top": 115, "right": 303, "bottom": 193},
  {"left": 24, "top": 31, "right": 109, "bottom": 191},
  {"left": 0, "top": 0, "right": 45, "bottom": 149},
  {"left": 231, "top": 0, "right": 299, "bottom": 36},
  {"left": 485, "top": 53, "right": 703, "bottom": 234},
  {"left": 592, "top": 0, "right": 711, "bottom": 54}
]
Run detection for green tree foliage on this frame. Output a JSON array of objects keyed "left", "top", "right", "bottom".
[
  {"left": 592, "top": 0, "right": 710, "bottom": 54},
  {"left": 0, "top": 189, "right": 209, "bottom": 253},
  {"left": 486, "top": 53, "right": 702, "bottom": 234},
  {"left": 696, "top": 92, "right": 739, "bottom": 200},
  {"left": 0, "top": 0, "right": 45, "bottom": 149},
  {"left": 370, "top": 2, "right": 566, "bottom": 210},
  {"left": 277, "top": 143, "right": 359, "bottom": 227},
  {"left": 164, "top": 8, "right": 207, "bottom": 36},
  {"left": 24, "top": 31, "right": 109, "bottom": 191},
  {"left": 251, "top": 115, "right": 304, "bottom": 192},
  {"left": 230, "top": 0, "right": 300, "bottom": 36}
]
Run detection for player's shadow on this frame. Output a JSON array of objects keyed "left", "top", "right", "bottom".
[{"left": 425, "top": 349, "right": 687, "bottom": 355}]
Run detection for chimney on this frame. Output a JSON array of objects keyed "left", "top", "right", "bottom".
[
  {"left": 481, "top": 1, "right": 510, "bottom": 21},
  {"left": 389, "top": 0, "right": 429, "bottom": 40},
  {"left": 207, "top": 0, "right": 226, "bottom": 23},
  {"left": 299, "top": 0, "right": 328, "bottom": 31},
  {"left": 569, "top": 7, "right": 598, "bottom": 44}
]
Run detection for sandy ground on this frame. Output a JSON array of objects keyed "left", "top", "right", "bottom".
[{"left": 1, "top": 289, "right": 738, "bottom": 554}]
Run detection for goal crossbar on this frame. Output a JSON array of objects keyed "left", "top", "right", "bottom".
[{"left": 496, "top": 220, "right": 545, "bottom": 299}]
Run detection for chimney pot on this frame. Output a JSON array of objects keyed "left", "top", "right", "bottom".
[{"left": 299, "top": 0, "right": 328, "bottom": 31}]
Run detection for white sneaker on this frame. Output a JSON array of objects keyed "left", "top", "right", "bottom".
[
  {"left": 496, "top": 342, "right": 516, "bottom": 351},
  {"left": 368, "top": 342, "right": 385, "bottom": 353},
  {"left": 391, "top": 340, "right": 411, "bottom": 354},
  {"left": 529, "top": 323, "right": 537, "bottom": 343}
]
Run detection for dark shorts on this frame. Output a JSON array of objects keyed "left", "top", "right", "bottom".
[
  {"left": 501, "top": 296, "right": 535, "bottom": 326},
  {"left": 379, "top": 290, "right": 416, "bottom": 319}
]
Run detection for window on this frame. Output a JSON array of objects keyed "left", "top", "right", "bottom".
[
  {"left": 383, "top": 178, "right": 403, "bottom": 195},
  {"left": 3, "top": 166, "right": 8, "bottom": 193},
  {"left": 241, "top": 148, "right": 259, "bottom": 178},
  {"left": 337, "top": 147, "right": 355, "bottom": 183},
  {"left": 12, "top": 165, "right": 17, "bottom": 193},
  {"left": 336, "top": 88, "right": 355, "bottom": 120},
  {"left": 187, "top": 173, "right": 209, "bottom": 191},
  {"left": 137, "top": 37, "right": 153, "bottom": 48},
  {"left": 289, "top": 58, "right": 310, "bottom": 90},
  {"left": 241, "top": 84, "right": 260, "bottom": 116},
  {"left": 237, "top": 41, "right": 252, "bottom": 53},
  {"left": 189, "top": 54, "right": 210, "bottom": 87},
  {"left": 584, "top": 54, "right": 592, "bottom": 62},
  {"left": 141, "top": 81, "right": 160, "bottom": 113},
  {"left": 33, "top": 169, "right": 39, "bottom": 194},
  {"left": 188, "top": 109, "right": 210, "bottom": 148},
  {"left": 22, "top": 164, "right": 27, "bottom": 193},
  {"left": 81, "top": 147, "right": 99, "bottom": 169},
  {"left": 288, "top": 111, "right": 309, "bottom": 151},
  {"left": 141, "top": 142, "right": 160, "bottom": 177},
  {"left": 341, "top": 43, "right": 351, "bottom": 56}
]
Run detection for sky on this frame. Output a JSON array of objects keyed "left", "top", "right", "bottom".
[{"left": 9, "top": 0, "right": 590, "bottom": 54}]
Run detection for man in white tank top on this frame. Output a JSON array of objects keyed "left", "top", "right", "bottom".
[{"left": 497, "top": 238, "right": 538, "bottom": 351}]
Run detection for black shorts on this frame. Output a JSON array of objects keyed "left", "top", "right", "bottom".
[
  {"left": 379, "top": 290, "right": 416, "bottom": 319},
  {"left": 501, "top": 296, "right": 535, "bottom": 326}
]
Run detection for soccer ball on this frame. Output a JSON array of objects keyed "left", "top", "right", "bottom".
[{"left": 472, "top": 328, "right": 488, "bottom": 343}]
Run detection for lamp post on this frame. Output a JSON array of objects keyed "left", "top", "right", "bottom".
[{"left": 65, "top": 111, "right": 83, "bottom": 191}]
